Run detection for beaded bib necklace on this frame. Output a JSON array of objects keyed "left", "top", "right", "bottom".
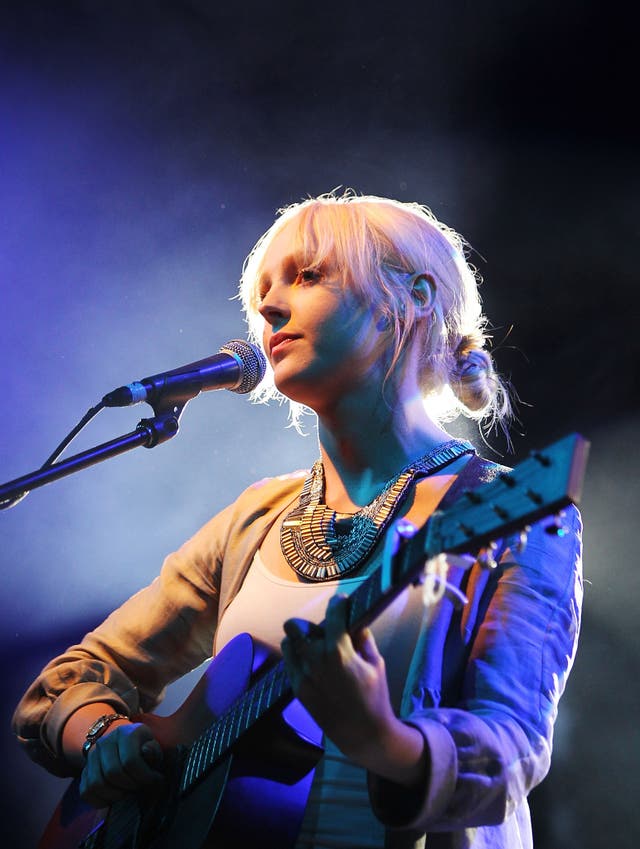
[{"left": 279, "top": 439, "right": 475, "bottom": 581}]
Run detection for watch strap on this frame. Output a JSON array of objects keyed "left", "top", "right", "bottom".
[{"left": 81, "top": 712, "right": 129, "bottom": 759}]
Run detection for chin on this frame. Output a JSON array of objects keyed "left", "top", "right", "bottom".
[{"left": 272, "top": 371, "right": 322, "bottom": 409}]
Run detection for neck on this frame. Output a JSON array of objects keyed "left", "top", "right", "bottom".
[{"left": 315, "top": 390, "right": 453, "bottom": 511}]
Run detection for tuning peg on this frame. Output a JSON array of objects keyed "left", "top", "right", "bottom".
[
  {"left": 421, "top": 555, "right": 469, "bottom": 610},
  {"left": 545, "top": 511, "right": 569, "bottom": 537},
  {"left": 514, "top": 526, "right": 531, "bottom": 554},
  {"left": 477, "top": 541, "right": 499, "bottom": 570},
  {"left": 381, "top": 518, "right": 418, "bottom": 592}
]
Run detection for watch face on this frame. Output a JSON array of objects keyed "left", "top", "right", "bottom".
[
  {"left": 83, "top": 713, "right": 127, "bottom": 759},
  {"left": 88, "top": 717, "right": 107, "bottom": 738}
]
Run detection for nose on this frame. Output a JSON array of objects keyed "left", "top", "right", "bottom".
[{"left": 258, "top": 287, "right": 290, "bottom": 329}]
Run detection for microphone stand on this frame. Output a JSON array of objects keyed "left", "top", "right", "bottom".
[{"left": 0, "top": 404, "right": 185, "bottom": 507}]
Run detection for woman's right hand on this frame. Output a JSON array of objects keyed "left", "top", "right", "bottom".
[{"left": 79, "top": 721, "right": 164, "bottom": 808}]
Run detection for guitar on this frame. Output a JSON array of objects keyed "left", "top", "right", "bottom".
[{"left": 39, "top": 433, "right": 589, "bottom": 849}]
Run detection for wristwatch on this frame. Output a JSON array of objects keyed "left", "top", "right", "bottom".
[{"left": 82, "top": 712, "right": 129, "bottom": 759}]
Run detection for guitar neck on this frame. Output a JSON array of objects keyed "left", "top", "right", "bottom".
[{"left": 178, "top": 543, "right": 411, "bottom": 795}]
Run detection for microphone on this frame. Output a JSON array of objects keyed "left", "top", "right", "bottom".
[{"left": 102, "top": 340, "right": 267, "bottom": 408}]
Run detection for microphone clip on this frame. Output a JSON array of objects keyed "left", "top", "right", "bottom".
[{"left": 137, "top": 400, "right": 187, "bottom": 449}]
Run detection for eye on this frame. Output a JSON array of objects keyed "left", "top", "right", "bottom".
[
  {"left": 257, "top": 281, "right": 270, "bottom": 304},
  {"left": 298, "top": 267, "right": 321, "bottom": 284}
]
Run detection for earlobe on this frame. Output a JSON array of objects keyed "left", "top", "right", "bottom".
[{"left": 411, "top": 274, "right": 436, "bottom": 314}]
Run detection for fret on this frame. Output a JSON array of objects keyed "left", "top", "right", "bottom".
[
  {"left": 219, "top": 712, "right": 234, "bottom": 757},
  {"left": 202, "top": 727, "right": 216, "bottom": 772},
  {"left": 264, "top": 664, "right": 279, "bottom": 708},
  {"left": 230, "top": 698, "right": 245, "bottom": 742},
  {"left": 252, "top": 673, "right": 269, "bottom": 719},
  {"left": 193, "top": 734, "right": 208, "bottom": 783},
  {"left": 180, "top": 737, "right": 200, "bottom": 793},
  {"left": 181, "top": 751, "right": 194, "bottom": 792},
  {"left": 185, "top": 726, "right": 212, "bottom": 791},
  {"left": 347, "top": 584, "right": 364, "bottom": 627},
  {"left": 200, "top": 726, "right": 214, "bottom": 772},
  {"left": 245, "top": 680, "right": 260, "bottom": 726},
  {"left": 348, "top": 566, "right": 386, "bottom": 632},
  {"left": 210, "top": 716, "right": 223, "bottom": 761},
  {"left": 365, "top": 573, "right": 380, "bottom": 614},
  {"left": 188, "top": 737, "right": 202, "bottom": 785},
  {"left": 276, "top": 663, "right": 288, "bottom": 695},
  {"left": 225, "top": 704, "right": 242, "bottom": 749}
]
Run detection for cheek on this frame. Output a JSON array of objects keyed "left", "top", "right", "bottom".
[
  {"left": 319, "top": 304, "right": 369, "bottom": 348},
  {"left": 334, "top": 311, "right": 386, "bottom": 368}
]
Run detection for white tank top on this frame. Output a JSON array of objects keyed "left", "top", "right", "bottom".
[{"left": 214, "top": 551, "right": 426, "bottom": 849}]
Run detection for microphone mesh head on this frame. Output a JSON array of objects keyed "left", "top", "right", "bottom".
[{"left": 218, "top": 340, "right": 267, "bottom": 394}]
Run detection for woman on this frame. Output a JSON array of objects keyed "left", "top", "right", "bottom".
[{"left": 13, "top": 193, "right": 583, "bottom": 849}]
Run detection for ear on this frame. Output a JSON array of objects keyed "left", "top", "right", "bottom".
[{"left": 411, "top": 274, "right": 436, "bottom": 314}]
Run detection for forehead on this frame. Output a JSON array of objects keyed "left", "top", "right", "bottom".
[
  {"left": 257, "top": 213, "right": 335, "bottom": 280},
  {"left": 256, "top": 220, "right": 303, "bottom": 287},
  {"left": 261, "top": 218, "right": 302, "bottom": 262}
]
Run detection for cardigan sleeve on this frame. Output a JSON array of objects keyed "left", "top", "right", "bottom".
[
  {"left": 368, "top": 504, "right": 583, "bottom": 832},
  {"left": 12, "top": 473, "right": 305, "bottom": 778},
  {"left": 11, "top": 497, "right": 239, "bottom": 777}
]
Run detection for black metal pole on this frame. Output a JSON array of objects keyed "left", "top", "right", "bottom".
[{"left": 0, "top": 412, "right": 180, "bottom": 506}]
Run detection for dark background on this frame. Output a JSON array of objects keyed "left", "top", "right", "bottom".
[{"left": 1, "top": 2, "right": 638, "bottom": 847}]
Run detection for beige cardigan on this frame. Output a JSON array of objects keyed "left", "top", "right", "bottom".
[{"left": 13, "top": 470, "right": 583, "bottom": 849}]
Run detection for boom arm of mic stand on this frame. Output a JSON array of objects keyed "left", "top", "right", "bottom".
[{"left": 0, "top": 407, "right": 183, "bottom": 508}]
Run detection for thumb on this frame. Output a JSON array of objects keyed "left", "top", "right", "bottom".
[{"left": 141, "top": 739, "right": 164, "bottom": 769}]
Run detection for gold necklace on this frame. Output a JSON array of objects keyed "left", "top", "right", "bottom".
[{"left": 280, "top": 439, "right": 474, "bottom": 581}]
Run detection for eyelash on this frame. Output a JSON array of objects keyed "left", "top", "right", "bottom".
[
  {"left": 298, "top": 267, "right": 320, "bottom": 284},
  {"left": 257, "top": 267, "right": 320, "bottom": 303}
]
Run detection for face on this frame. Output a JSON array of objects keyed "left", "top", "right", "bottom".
[{"left": 256, "top": 219, "right": 389, "bottom": 414}]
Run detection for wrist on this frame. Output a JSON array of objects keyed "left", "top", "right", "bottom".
[
  {"left": 62, "top": 703, "right": 130, "bottom": 770},
  {"left": 361, "top": 716, "right": 428, "bottom": 788},
  {"left": 82, "top": 712, "right": 130, "bottom": 760}
]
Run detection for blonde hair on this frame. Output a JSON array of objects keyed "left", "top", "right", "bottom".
[{"left": 239, "top": 191, "right": 511, "bottom": 429}]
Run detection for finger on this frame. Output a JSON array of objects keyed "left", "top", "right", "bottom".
[
  {"left": 141, "top": 739, "right": 164, "bottom": 771},
  {"left": 114, "top": 728, "right": 164, "bottom": 783},
  {"left": 324, "top": 594, "right": 350, "bottom": 653},
  {"left": 79, "top": 727, "right": 161, "bottom": 806},
  {"left": 282, "top": 621, "right": 312, "bottom": 669},
  {"left": 281, "top": 635, "right": 310, "bottom": 693},
  {"left": 352, "top": 626, "right": 382, "bottom": 665},
  {"left": 283, "top": 617, "right": 324, "bottom": 643},
  {"left": 79, "top": 766, "right": 114, "bottom": 808},
  {"left": 94, "top": 724, "right": 162, "bottom": 779},
  {"left": 80, "top": 749, "right": 135, "bottom": 807}
]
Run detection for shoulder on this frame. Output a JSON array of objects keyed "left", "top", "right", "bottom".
[
  {"left": 246, "top": 468, "right": 309, "bottom": 490},
  {"left": 437, "top": 453, "right": 510, "bottom": 510},
  {"left": 464, "top": 454, "right": 511, "bottom": 483},
  {"left": 220, "top": 469, "right": 308, "bottom": 529},
  {"left": 243, "top": 469, "right": 308, "bottom": 501},
  {"left": 171, "top": 469, "right": 308, "bottom": 571}
]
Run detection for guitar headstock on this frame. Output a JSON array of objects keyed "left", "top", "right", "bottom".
[{"left": 424, "top": 433, "right": 589, "bottom": 559}]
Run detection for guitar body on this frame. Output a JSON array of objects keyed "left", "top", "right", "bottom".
[{"left": 39, "top": 633, "right": 323, "bottom": 849}]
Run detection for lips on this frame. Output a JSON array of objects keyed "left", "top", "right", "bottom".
[{"left": 269, "top": 332, "right": 300, "bottom": 357}]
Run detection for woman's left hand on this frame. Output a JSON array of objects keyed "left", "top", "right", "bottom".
[{"left": 281, "top": 594, "right": 427, "bottom": 786}]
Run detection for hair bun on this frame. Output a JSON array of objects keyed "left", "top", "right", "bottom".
[{"left": 451, "top": 342, "right": 496, "bottom": 413}]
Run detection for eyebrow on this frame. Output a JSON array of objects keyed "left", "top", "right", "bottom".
[{"left": 257, "top": 254, "right": 303, "bottom": 295}]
